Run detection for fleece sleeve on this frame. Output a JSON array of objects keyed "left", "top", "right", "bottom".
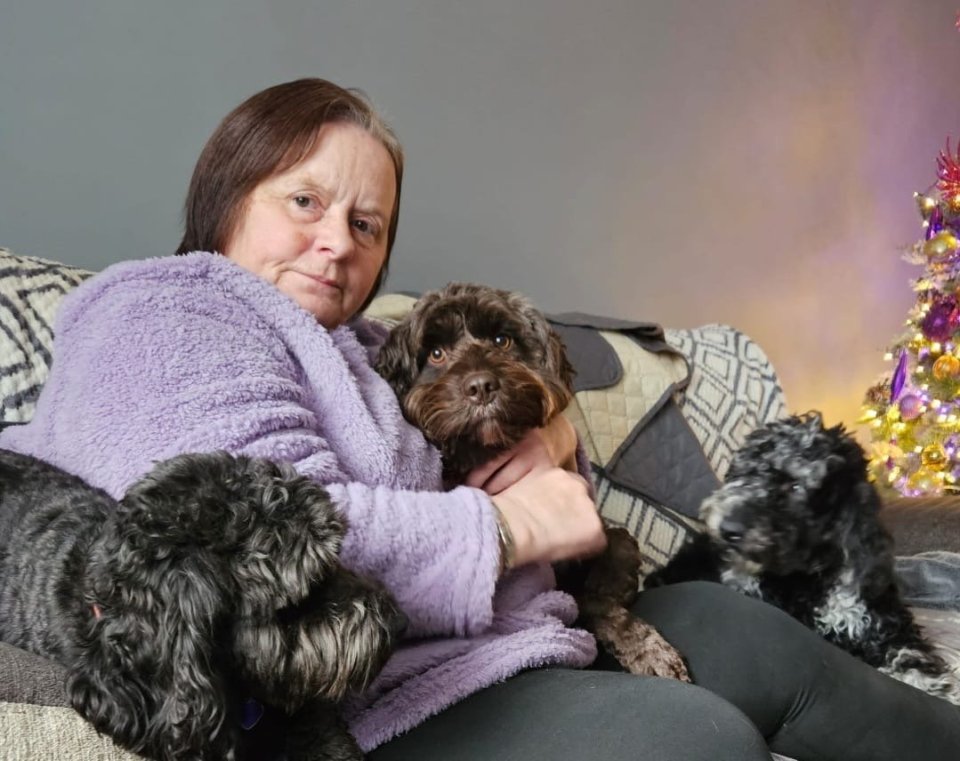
[{"left": 26, "top": 270, "right": 500, "bottom": 638}]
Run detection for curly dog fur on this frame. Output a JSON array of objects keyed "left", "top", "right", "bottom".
[
  {"left": 645, "top": 412, "right": 960, "bottom": 704},
  {"left": 376, "top": 282, "right": 689, "bottom": 682},
  {"left": 0, "top": 449, "right": 405, "bottom": 760}
]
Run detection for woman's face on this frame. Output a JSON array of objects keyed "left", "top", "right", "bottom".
[{"left": 224, "top": 123, "right": 397, "bottom": 329}]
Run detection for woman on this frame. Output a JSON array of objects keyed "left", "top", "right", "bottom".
[{"left": 2, "top": 79, "right": 958, "bottom": 761}]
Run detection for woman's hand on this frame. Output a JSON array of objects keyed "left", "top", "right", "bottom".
[
  {"left": 464, "top": 414, "right": 579, "bottom": 495},
  {"left": 491, "top": 467, "right": 606, "bottom": 568}
]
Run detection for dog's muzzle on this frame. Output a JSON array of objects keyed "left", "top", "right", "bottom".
[{"left": 461, "top": 370, "right": 499, "bottom": 406}]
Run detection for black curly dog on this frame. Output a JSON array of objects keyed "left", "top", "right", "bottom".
[
  {"left": 375, "top": 282, "right": 689, "bottom": 682},
  {"left": 0, "top": 449, "right": 405, "bottom": 760},
  {"left": 645, "top": 412, "right": 960, "bottom": 704}
]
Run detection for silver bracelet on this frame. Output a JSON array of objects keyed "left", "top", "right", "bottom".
[{"left": 492, "top": 504, "right": 516, "bottom": 574}]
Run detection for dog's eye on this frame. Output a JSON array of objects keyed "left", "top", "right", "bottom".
[
  {"left": 428, "top": 347, "right": 446, "bottom": 364},
  {"left": 493, "top": 334, "right": 512, "bottom": 350}
]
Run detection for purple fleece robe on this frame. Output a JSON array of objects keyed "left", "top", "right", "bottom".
[{"left": 0, "top": 252, "right": 597, "bottom": 750}]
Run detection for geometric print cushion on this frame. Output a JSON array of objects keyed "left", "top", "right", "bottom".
[
  {"left": 593, "top": 324, "right": 787, "bottom": 575},
  {"left": 563, "top": 330, "right": 689, "bottom": 468},
  {"left": 667, "top": 324, "right": 788, "bottom": 480},
  {"left": 0, "top": 248, "right": 92, "bottom": 424}
]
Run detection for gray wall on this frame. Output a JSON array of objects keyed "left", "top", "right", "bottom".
[{"left": 3, "top": 0, "right": 960, "bottom": 431}]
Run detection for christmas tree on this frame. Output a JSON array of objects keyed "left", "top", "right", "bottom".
[{"left": 863, "top": 141, "right": 960, "bottom": 497}]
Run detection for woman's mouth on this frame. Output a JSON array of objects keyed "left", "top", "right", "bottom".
[{"left": 301, "top": 272, "right": 341, "bottom": 290}]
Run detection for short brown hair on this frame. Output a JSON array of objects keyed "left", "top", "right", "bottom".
[{"left": 176, "top": 78, "right": 404, "bottom": 310}]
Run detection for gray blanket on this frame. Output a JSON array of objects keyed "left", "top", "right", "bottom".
[{"left": 896, "top": 552, "right": 960, "bottom": 611}]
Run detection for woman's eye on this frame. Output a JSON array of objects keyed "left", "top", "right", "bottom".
[
  {"left": 293, "top": 196, "right": 313, "bottom": 208},
  {"left": 493, "top": 334, "right": 512, "bottom": 349},
  {"left": 352, "top": 218, "right": 379, "bottom": 238},
  {"left": 428, "top": 347, "right": 446, "bottom": 364}
]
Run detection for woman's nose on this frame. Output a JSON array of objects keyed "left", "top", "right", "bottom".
[{"left": 312, "top": 212, "right": 355, "bottom": 259}]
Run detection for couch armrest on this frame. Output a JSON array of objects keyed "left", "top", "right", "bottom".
[
  {"left": 881, "top": 497, "right": 960, "bottom": 556},
  {"left": 0, "top": 642, "right": 68, "bottom": 707}
]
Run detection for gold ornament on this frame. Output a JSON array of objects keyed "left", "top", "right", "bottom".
[
  {"left": 921, "top": 443, "right": 948, "bottom": 470},
  {"left": 915, "top": 192, "right": 938, "bottom": 220},
  {"left": 949, "top": 195, "right": 960, "bottom": 215},
  {"left": 923, "top": 231, "right": 960, "bottom": 260},
  {"left": 933, "top": 354, "right": 960, "bottom": 380},
  {"left": 906, "top": 468, "right": 943, "bottom": 495}
]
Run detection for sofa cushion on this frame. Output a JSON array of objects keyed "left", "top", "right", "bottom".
[
  {"left": 0, "top": 702, "right": 144, "bottom": 760},
  {"left": 882, "top": 496, "right": 960, "bottom": 556},
  {"left": 0, "top": 248, "right": 92, "bottom": 424},
  {"left": 0, "top": 643, "right": 68, "bottom": 707}
]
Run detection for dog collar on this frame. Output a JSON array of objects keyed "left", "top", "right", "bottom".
[{"left": 240, "top": 698, "right": 265, "bottom": 730}]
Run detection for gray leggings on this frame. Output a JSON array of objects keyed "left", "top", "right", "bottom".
[{"left": 370, "top": 582, "right": 960, "bottom": 761}]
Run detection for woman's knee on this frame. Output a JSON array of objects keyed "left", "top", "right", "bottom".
[
  {"left": 635, "top": 581, "right": 824, "bottom": 655},
  {"left": 372, "top": 669, "right": 770, "bottom": 761},
  {"left": 632, "top": 581, "right": 832, "bottom": 732},
  {"left": 618, "top": 675, "right": 770, "bottom": 760}
]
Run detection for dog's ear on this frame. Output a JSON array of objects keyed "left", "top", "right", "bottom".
[
  {"left": 374, "top": 290, "right": 446, "bottom": 401},
  {"left": 375, "top": 317, "right": 420, "bottom": 401},
  {"left": 231, "top": 460, "right": 347, "bottom": 609},
  {"left": 68, "top": 515, "right": 238, "bottom": 759},
  {"left": 512, "top": 294, "right": 575, "bottom": 413},
  {"left": 545, "top": 328, "right": 576, "bottom": 401},
  {"left": 240, "top": 568, "right": 404, "bottom": 713}
]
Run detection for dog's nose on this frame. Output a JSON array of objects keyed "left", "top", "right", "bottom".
[
  {"left": 719, "top": 518, "right": 746, "bottom": 544},
  {"left": 463, "top": 371, "right": 499, "bottom": 404}
]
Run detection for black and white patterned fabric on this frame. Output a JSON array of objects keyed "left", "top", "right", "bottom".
[
  {"left": 0, "top": 248, "right": 92, "bottom": 424},
  {"left": 596, "top": 325, "right": 787, "bottom": 574}
]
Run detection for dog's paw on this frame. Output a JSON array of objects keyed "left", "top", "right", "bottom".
[
  {"left": 618, "top": 625, "right": 691, "bottom": 683},
  {"left": 592, "top": 606, "right": 691, "bottom": 683}
]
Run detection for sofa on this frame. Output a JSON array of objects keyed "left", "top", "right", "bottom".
[{"left": 0, "top": 246, "right": 958, "bottom": 760}]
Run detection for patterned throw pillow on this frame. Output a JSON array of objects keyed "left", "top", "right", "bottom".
[
  {"left": 0, "top": 248, "right": 92, "bottom": 424},
  {"left": 586, "top": 324, "right": 787, "bottom": 573}
]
